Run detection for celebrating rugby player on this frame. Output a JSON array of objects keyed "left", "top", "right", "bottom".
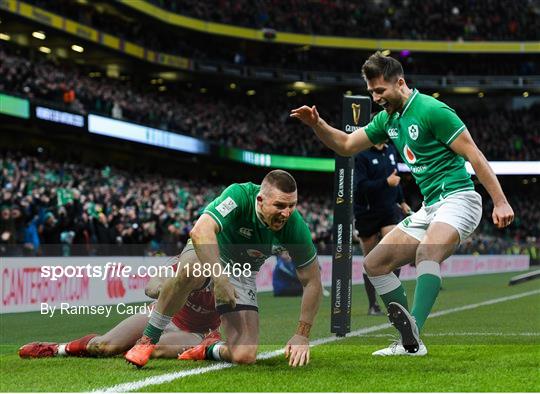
[
  {"left": 291, "top": 51, "right": 514, "bottom": 356},
  {"left": 125, "top": 170, "right": 323, "bottom": 368}
]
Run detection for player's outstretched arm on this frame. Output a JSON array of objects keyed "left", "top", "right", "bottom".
[
  {"left": 190, "top": 214, "right": 238, "bottom": 307},
  {"left": 285, "top": 261, "right": 322, "bottom": 367},
  {"left": 290, "top": 105, "right": 373, "bottom": 156},
  {"left": 450, "top": 130, "right": 514, "bottom": 228}
]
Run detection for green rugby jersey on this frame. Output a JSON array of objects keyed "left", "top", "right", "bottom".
[
  {"left": 203, "top": 182, "right": 317, "bottom": 272},
  {"left": 365, "top": 89, "right": 474, "bottom": 206}
]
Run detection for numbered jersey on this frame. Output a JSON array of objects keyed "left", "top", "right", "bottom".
[
  {"left": 203, "top": 182, "right": 317, "bottom": 272},
  {"left": 171, "top": 288, "right": 220, "bottom": 333},
  {"left": 365, "top": 89, "right": 474, "bottom": 206},
  {"left": 169, "top": 263, "right": 220, "bottom": 333}
]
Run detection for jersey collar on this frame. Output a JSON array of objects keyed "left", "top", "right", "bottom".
[{"left": 397, "top": 88, "right": 418, "bottom": 117}]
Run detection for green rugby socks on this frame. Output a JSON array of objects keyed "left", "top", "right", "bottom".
[
  {"left": 411, "top": 260, "right": 441, "bottom": 331},
  {"left": 368, "top": 272, "right": 409, "bottom": 310},
  {"left": 206, "top": 342, "right": 224, "bottom": 360},
  {"left": 144, "top": 310, "right": 172, "bottom": 344}
]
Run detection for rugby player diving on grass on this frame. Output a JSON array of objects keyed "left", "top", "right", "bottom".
[
  {"left": 291, "top": 51, "right": 514, "bottom": 356},
  {"left": 18, "top": 263, "right": 220, "bottom": 359},
  {"left": 125, "top": 170, "right": 323, "bottom": 368}
]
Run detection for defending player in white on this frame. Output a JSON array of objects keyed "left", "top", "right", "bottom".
[{"left": 291, "top": 51, "right": 514, "bottom": 356}]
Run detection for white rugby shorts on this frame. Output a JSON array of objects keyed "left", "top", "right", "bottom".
[{"left": 398, "top": 190, "right": 482, "bottom": 243}]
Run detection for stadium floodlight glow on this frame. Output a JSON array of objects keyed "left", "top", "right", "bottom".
[
  {"left": 229, "top": 83, "right": 237, "bottom": 89},
  {"left": 246, "top": 90, "right": 256, "bottom": 96},
  {"left": 36, "top": 106, "right": 84, "bottom": 127},
  {"left": 88, "top": 114, "right": 209, "bottom": 155},
  {"left": 398, "top": 161, "right": 540, "bottom": 175},
  {"left": 293, "top": 81, "right": 307, "bottom": 88},
  {"left": 345, "top": 90, "right": 353, "bottom": 96},
  {"left": 38, "top": 46, "right": 51, "bottom": 54},
  {"left": 158, "top": 85, "right": 167, "bottom": 92},
  {"left": 432, "top": 92, "right": 440, "bottom": 98},
  {"left": 453, "top": 87, "right": 478, "bottom": 94},
  {"left": 32, "top": 31, "right": 46, "bottom": 40},
  {"left": 301, "top": 88, "right": 310, "bottom": 95},
  {"left": 0, "top": 33, "right": 10, "bottom": 41},
  {"left": 71, "top": 44, "right": 84, "bottom": 53},
  {"left": 200, "top": 87, "right": 207, "bottom": 93},
  {"left": 381, "top": 49, "right": 391, "bottom": 56},
  {"left": 286, "top": 91, "right": 297, "bottom": 97},
  {"left": 523, "top": 91, "right": 529, "bottom": 98},
  {"left": 478, "top": 92, "right": 485, "bottom": 98}
]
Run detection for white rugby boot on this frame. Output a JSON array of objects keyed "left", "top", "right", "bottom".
[
  {"left": 387, "top": 302, "right": 421, "bottom": 353},
  {"left": 372, "top": 339, "right": 427, "bottom": 356}
]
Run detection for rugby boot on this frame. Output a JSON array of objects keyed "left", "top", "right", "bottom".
[
  {"left": 388, "top": 302, "right": 421, "bottom": 353},
  {"left": 18, "top": 342, "right": 59, "bottom": 358},
  {"left": 372, "top": 339, "right": 427, "bottom": 356},
  {"left": 125, "top": 335, "right": 155, "bottom": 368},
  {"left": 178, "top": 330, "right": 222, "bottom": 360}
]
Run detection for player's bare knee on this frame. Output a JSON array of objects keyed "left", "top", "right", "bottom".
[
  {"left": 364, "top": 256, "right": 392, "bottom": 276},
  {"left": 230, "top": 348, "right": 257, "bottom": 365}
]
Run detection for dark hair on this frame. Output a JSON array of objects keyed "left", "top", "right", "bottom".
[
  {"left": 361, "top": 51, "right": 404, "bottom": 82},
  {"left": 262, "top": 170, "right": 297, "bottom": 194}
]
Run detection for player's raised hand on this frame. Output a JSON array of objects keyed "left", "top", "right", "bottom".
[
  {"left": 213, "top": 277, "right": 238, "bottom": 309},
  {"left": 492, "top": 201, "right": 514, "bottom": 228},
  {"left": 290, "top": 105, "right": 320, "bottom": 128},
  {"left": 284, "top": 334, "right": 310, "bottom": 367}
]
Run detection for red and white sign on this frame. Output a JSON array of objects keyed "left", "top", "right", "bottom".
[{"left": 0, "top": 255, "right": 530, "bottom": 313}]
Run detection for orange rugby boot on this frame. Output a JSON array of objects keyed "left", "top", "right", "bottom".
[
  {"left": 125, "top": 335, "right": 155, "bottom": 368},
  {"left": 178, "top": 330, "right": 221, "bottom": 361}
]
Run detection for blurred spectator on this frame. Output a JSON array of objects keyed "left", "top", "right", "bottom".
[
  {"left": 0, "top": 152, "right": 538, "bottom": 257},
  {"left": 1, "top": 44, "right": 538, "bottom": 160},
  {"left": 23, "top": 0, "right": 540, "bottom": 75}
]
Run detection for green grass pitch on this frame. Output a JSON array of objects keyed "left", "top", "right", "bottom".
[{"left": 1, "top": 271, "right": 539, "bottom": 392}]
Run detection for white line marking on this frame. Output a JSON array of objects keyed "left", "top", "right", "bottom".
[
  {"left": 98, "top": 289, "right": 540, "bottom": 392},
  {"left": 357, "top": 332, "right": 540, "bottom": 338}
]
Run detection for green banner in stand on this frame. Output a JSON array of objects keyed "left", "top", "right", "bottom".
[
  {"left": 220, "top": 147, "right": 334, "bottom": 172},
  {"left": 0, "top": 93, "right": 30, "bottom": 119}
]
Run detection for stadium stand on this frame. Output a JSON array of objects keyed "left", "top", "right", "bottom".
[
  {"left": 19, "top": 0, "right": 540, "bottom": 76},
  {"left": 1, "top": 44, "right": 538, "bottom": 159},
  {"left": 1, "top": 152, "right": 537, "bottom": 258},
  {"left": 144, "top": 0, "right": 539, "bottom": 40}
]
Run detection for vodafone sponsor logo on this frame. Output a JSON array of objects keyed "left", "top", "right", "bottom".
[
  {"left": 2, "top": 266, "right": 90, "bottom": 306},
  {"left": 403, "top": 144, "right": 417, "bottom": 164}
]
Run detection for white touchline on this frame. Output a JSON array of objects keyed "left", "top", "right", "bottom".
[
  {"left": 355, "top": 333, "right": 540, "bottom": 338},
  {"left": 98, "top": 289, "right": 540, "bottom": 393}
]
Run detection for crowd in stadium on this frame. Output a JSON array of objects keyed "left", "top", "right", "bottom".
[
  {"left": 0, "top": 153, "right": 332, "bottom": 256},
  {"left": 24, "top": 0, "right": 539, "bottom": 76},
  {"left": 1, "top": 153, "right": 537, "bottom": 258},
  {"left": 141, "top": 0, "right": 539, "bottom": 41},
  {"left": 1, "top": 45, "right": 538, "bottom": 161}
]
